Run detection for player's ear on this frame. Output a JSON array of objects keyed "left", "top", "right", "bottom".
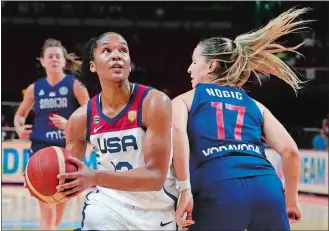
[
  {"left": 40, "top": 57, "right": 45, "bottom": 67},
  {"left": 89, "top": 61, "right": 96, "bottom": 73},
  {"left": 208, "top": 60, "right": 219, "bottom": 74}
]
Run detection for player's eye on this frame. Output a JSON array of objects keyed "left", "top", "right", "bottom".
[{"left": 103, "top": 48, "right": 111, "bottom": 53}]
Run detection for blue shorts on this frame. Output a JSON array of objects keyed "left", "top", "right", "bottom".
[
  {"left": 29, "top": 140, "right": 66, "bottom": 158},
  {"left": 189, "top": 175, "right": 289, "bottom": 231}
]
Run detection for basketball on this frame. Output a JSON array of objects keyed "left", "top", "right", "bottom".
[{"left": 24, "top": 146, "right": 78, "bottom": 204}]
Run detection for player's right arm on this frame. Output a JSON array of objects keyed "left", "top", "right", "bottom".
[
  {"left": 255, "top": 100, "right": 300, "bottom": 205},
  {"left": 54, "top": 105, "right": 88, "bottom": 201},
  {"left": 14, "top": 84, "right": 35, "bottom": 139},
  {"left": 65, "top": 104, "right": 88, "bottom": 160},
  {"left": 56, "top": 90, "right": 173, "bottom": 196}
]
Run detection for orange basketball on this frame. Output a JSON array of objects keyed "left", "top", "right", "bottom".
[{"left": 24, "top": 146, "right": 78, "bottom": 204}]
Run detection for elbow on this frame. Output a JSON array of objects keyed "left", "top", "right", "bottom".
[
  {"left": 149, "top": 170, "right": 167, "bottom": 191},
  {"left": 280, "top": 142, "right": 299, "bottom": 159},
  {"left": 151, "top": 183, "right": 164, "bottom": 191}
]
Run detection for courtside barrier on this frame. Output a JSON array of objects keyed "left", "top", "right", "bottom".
[
  {"left": 2, "top": 141, "right": 97, "bottom": 183},
  {"left": 2, "top": 141, "right": 328, "bottom": 195},
  {"left": 266, "top": 148, "right": 328, "bottom": 195}
]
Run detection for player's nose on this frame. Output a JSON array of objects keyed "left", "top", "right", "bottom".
[
  {"left": 187, "top": 65, "right": 192, "bottom": 74},
  {"left": 110, "top": 50, "right": 122, "bottom": 60}
]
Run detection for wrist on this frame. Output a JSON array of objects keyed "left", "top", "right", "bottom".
[
  {"left": 63, "top": 120, "right": 68, "bottom": 130},
  {"left": 178, "top": 180, "right": 191, "bottom": 193},
  {"left": 285, "top": 193, "right": 298, "bottom": 200},
  {"left": 91, "top": 170, "right": 97, "bottom": 186},
  {"left": 14, "top": 124, "right": 21, "bottom": 131},
  {"left": 285, "top": 191, "right": 298, "bottom": 202}
]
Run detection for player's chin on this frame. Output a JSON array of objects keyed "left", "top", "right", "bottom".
[
  {"left": 191, "top": 80, "right": 197, "bottom": 89},
  {"left": 108, "top": 73, "right": 129, "bottom": 82},
  {"left": 48, "top": 66, "right": 64, "bottom": 73}
]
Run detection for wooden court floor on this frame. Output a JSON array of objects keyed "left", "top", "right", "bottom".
[{"left": 1, "top": 186, "right": 328, "bottom": 230}]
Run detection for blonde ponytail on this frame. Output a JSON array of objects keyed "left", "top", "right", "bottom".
[
  {"left": 64, "top": 52, "right": 82, "bottom": 73},
  {"left": 200, "top": 7, "right": 313, "bottom": 94}
]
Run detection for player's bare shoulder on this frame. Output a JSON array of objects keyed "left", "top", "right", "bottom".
[
  {"left": 144, "top": 89, "right": 171, "bottom": 106},
  {"left": 26, "top": 83, "right": 35, "bottom": 93},
  {"left": 24, "top": 83, "right": 35, "bottom": 100},
  {"left": 251, "top": 98, "right": 266, "bottom": 117},
  {"left": 173, "top": 89, "right": 195, "bottom": 110},
  {"left": 142, "top": 89, "right": 172, "bottom": 127}
]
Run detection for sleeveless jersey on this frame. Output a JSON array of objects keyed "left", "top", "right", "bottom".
[
  {"left": 86, "top": 84, "right": 178, "bottom": 210},
  {"left": 188, "top": 83, "right": 276, "bottom": 193},
  {"left": 30, "top": 75, "right": 79, "bottom": 146}
]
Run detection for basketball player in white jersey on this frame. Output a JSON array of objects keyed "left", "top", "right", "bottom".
[{"left": 55, "top": 32, "right": 194, "bottom": 230}]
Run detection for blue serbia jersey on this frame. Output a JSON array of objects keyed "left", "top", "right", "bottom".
[
  {"left": 30, "top": 75, "right": 79, "bottom": 145},
  {"left": 188, "top": 83, "right": 276, "bottom": 193}
]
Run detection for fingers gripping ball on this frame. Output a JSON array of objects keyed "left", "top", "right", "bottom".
[{"left": 24, "top": 146, "right": 78, "bottom": 203}]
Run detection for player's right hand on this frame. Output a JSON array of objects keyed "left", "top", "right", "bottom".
[
  {"left": 49, "top": 114, "right": 67, "bottom": 130},
  {"left": 176, "top": 189, "right": 195, "bottom": 230},
  {"left": 16, "top": 124, "right": 33, "bottom": 139},
  {"left": 286, "top": 202, "right": 302, "bottom": 224}
]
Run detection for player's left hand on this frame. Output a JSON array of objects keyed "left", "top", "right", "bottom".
[
  {"left": 286, "top": 202, "right": 302, "bottom": 224},
  {"left": 49, "top": 114, "right": 67, "bottom": 130},
  {"left": 56, "top": 156, "right": 96, "bottom": 199},
  {"left": 176, "top": 189, "right": 195, "bottom": 230}
]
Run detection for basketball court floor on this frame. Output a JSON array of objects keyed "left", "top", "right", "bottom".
[{"left": 2, "top": 186, "right": 328, "bottom": 230}]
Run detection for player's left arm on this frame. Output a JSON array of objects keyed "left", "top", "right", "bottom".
[
  {"left": 172, "top": 95, "right": 195, "bottom": 229},
  {"left": 73, "top": 79, "right": 90, "bottom": 106},
  {"left": 92, "top": 90, "right": 172, "bottom": 191},
  {"left": 172, "top": 96, "right": 190, "bottom": 188}
]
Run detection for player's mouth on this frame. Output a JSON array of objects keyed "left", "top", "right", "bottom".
[
  {"left": 109, "top": 63, "right": 124, "bottom": 72},
  {"left": 109, "top": 62, "right": 124, "bottom": 70}
]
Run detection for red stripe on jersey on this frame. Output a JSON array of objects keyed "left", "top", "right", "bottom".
[{"left": 89, "top": 84, "right": 150, "bottom": 135}]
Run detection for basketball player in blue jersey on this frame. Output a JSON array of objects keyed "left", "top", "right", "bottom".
[
  {"left": 54, "top": 32, "right": 193, "bottom": 230},
  {"left": 173, "top": 8, "right": 311, "bottom": 231},
  {"left": 14, "top": 38, "right": 90, "bottom": 230}
]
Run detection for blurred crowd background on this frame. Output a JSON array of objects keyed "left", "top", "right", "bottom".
[{"left": 1, "top": 1, "right": 328, "bottom": 150}]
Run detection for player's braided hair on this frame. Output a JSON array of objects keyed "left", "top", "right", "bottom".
[
  {"left": 199, "top": 7, "right": 313, "bottom": 94},
  {"left": 78, "top": 35, "right": 100, "bottom": 87},
  {"left": 38, "top": 38, "right": 81, "bottom": 73}
]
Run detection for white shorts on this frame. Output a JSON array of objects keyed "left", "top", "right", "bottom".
[{"left": 80, "top": 190, "right": 177, "bottom": 230}]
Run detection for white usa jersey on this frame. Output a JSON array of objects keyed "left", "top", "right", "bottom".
[{"left": 86, "top": 84, "right": 178, "bottom": 210}]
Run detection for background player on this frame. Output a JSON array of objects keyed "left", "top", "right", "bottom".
[
  {"left": 14, "top": 38, "right": 90, "bottom": 230},
  {"left": 173, "top": 8, "right": 311, "bottom": 231},
  {"left": 54, "top": 32, "right": 190, "bottom": 230}
]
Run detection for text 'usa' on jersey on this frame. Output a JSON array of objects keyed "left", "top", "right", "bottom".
[
  {"left": 187, "top": 83, "right": 276, "bottom": 193},
  {"left": 85, "top": 84, "right": 178, "bottom": 210},
  {"left": 30, "top": 75, "right": 79, "bottom": 144},
  {"left": 86, "top": 83, "right": 151, "bottom": 172}
]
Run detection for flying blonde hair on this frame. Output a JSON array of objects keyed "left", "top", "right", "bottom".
[{"left": 200, "top": 7, "right": 313, "bottom": 94}]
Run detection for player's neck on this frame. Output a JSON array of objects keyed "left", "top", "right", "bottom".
[
  {"left": 46, "top": 72, "right": 66, "bottom": 86},
  {"left": 100, "top": 80, "right": 133, "bottom": 109}
]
